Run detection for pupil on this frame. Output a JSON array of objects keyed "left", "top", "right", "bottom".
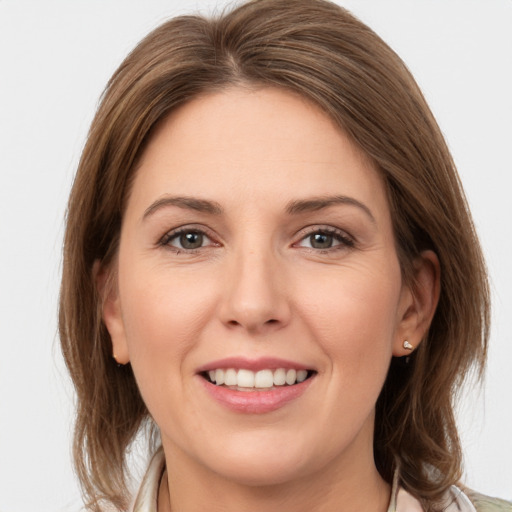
[
  {"left": 180, "top": 232, "right": 202, "bottom": 249},
  {"left": 311, "top": 233, "right": 332, "bottom": 249}
]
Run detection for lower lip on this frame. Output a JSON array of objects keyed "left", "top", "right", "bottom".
[{"left": 199, "top": 375, "right": 314, "bottom": 414}]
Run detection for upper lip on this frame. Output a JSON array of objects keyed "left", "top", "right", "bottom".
[{"left": 196, "top": 357, "right": 314, "bottom": 373}]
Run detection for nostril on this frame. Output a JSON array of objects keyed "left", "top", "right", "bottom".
[{"left": 225, "top": 318, "right": 280, "bottom": 329}]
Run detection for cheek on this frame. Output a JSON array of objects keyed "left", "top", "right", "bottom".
[
  {"left": 296, "top": 261, "right": 402, "bottom": 376},
  {"left": 116, "top": 265, "right": 222, "bottom": 431},
  {"left": 117, "top": 260, "right": 220, "bottom": 398}
]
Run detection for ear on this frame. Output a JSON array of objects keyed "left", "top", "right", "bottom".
[
  {"left": 93, "top": 259, "right": 130, "bottom": 365},
  {"left": 393, "top": 250, "right": 440, "bottom": 357}
]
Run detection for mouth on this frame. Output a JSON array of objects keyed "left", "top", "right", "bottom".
[
  {"left": 200, "top": 368, "right": 317, "bottom": 391},
  {"left": 196, "top": 357, "right": 317, "bottom": 413}
]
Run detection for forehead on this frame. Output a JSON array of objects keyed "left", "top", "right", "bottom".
[{"left": 129, "top": 86, "right": 389, "bottom": 218}]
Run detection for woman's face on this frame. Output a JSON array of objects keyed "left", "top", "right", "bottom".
[{"left": 103, "top": 87, "right": 420, "bottom": 486}]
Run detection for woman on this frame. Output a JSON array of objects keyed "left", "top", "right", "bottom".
[{"left": 59, "top": 0, "right": 511, "bottom": 510}]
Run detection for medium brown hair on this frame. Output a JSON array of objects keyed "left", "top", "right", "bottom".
[{"left": 59, "top": 1, "right": 489, "bottom": 510}]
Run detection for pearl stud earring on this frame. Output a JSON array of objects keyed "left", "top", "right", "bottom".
[
  {"left": 113, "top": 353, "right": 124, "bottom": 367},
  {"left": 403, "top": 340, "right": 414, "bottom": 350}
]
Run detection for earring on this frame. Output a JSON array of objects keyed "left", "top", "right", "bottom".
[
  {"left": 113, "top": 354, "right": 123, "bottom": 367},
  {"left": 403, "top": 340, "right": 414, "bottom": 351}
]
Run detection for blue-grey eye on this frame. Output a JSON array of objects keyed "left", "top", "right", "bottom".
[
  {"left": 297, "top": 229, "right": 354, "bottom": 250},
  {"left": 178, "top": 231, "right": 204, "bottom": 249},
  {"left": 309, "top": 232, "right": 334, "bottom": 249}
]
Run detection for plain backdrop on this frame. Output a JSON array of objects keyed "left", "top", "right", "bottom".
[{"left": 0, "top": 1, "right": 511, "bottom": 511}]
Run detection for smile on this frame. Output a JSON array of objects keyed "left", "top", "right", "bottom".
[
  {"left": 204, "top": 368, "right": 314, "bottom": 390},
  {"left": 197, "top": 360, "right": 316, "bottom": 413}
]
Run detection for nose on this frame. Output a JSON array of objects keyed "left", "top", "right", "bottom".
[{"left": 218, "top": 247, "right": 291, "bottom": 335}]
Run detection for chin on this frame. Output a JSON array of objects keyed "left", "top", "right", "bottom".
[
  {"left": 195, "top": 431, "right": 326, "bottom": 487},
  {"left": 212, "top": 456, "right": 310, "bottom": 487}
]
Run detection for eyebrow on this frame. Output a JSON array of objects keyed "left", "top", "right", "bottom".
[
  {"left": 143, "top": 196, "right": 223, "bottom": 220},
  {"left": 285, "top": 195, "right": 376, "bottom": 224},
  {"left": 142, "top": 194, "right": 376, "bottom": 224}
]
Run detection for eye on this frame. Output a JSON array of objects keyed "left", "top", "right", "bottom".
[
  {"left": 176, "top": 231, "right": 205, "bottom": 249},
  {"left": 297, "top": 228, "right": 354, "bottom": 250},
  {"left": 306, "top": 232, "right": 336, "bottom": 249},
  {"left": 160, "top": 228, "right": 214, "bottom": 252}
]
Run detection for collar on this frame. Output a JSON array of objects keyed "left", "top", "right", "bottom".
[{"left": 132, "top": 447, "right": 165, "bottom": 512}]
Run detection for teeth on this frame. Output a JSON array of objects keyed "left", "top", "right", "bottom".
[
  {"left": 285, "top": 369, "right": 297, "bottom": 385},
  {"left": 206, "top": 368, "right": 311, "bottom": 388},
  {"left": 273, "top": 368, "right": 286, "bottom": 386},
  {"left": 237, "top": 369, "right": 255, "bottom": 387},
  {"left": 224, "top": 368, "right": 237, "bottom": 386},
  {"left": 215, "top": 369, "right": 225, "bottom": 385},
  {"left": 296, "top": 370, "right": 308, "bottom": 382},
  {"left": 254, "top": 369, "right": 274, "bottom": 388}
]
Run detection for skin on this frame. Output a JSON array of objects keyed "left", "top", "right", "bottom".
[{"left": 102, "top": 87, "right": 439, "bottom": 512}]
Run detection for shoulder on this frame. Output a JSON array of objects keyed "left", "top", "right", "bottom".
[
  {"left": 448, "top": 485, "right": 512, "bottom": 512},
  {"left": 395, "top": 481, "right": 511, "bottom": 512},
  {"left": 464, "top": 489, "right": 512, "bottom": 512}
]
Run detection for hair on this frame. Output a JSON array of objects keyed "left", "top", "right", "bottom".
[{"left": 59, "top": 1, "right": 490, "bottom": 510}]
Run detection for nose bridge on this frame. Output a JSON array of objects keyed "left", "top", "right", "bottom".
[{"left": 220, "top": 236, "right": 289, "bottom": 333}]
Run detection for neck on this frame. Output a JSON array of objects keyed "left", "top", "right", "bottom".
[{"left": 158, "top": 438, "right": 391, "bottom": 512}]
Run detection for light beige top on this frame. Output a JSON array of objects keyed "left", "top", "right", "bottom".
[{"left": 131, "top": 448, "right": 511, "bottom": 512}]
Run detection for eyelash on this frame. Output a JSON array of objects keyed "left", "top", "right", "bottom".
[
  {"left": 295, "top": 226, "right": 355, "bottom": 252},
  {"left": 158, "top": 226, "right": 355, "bottom": 254},
  {"left": 159, "top": 227, "right": 217, "bottom": 254}
]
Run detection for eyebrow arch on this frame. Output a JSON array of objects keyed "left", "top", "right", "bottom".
[
  {"left": 143, "top": 196, "right": 223, "bottom": 220},
  {"left": 285, "top": 195, "right": 376, "bottom": 224}
]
